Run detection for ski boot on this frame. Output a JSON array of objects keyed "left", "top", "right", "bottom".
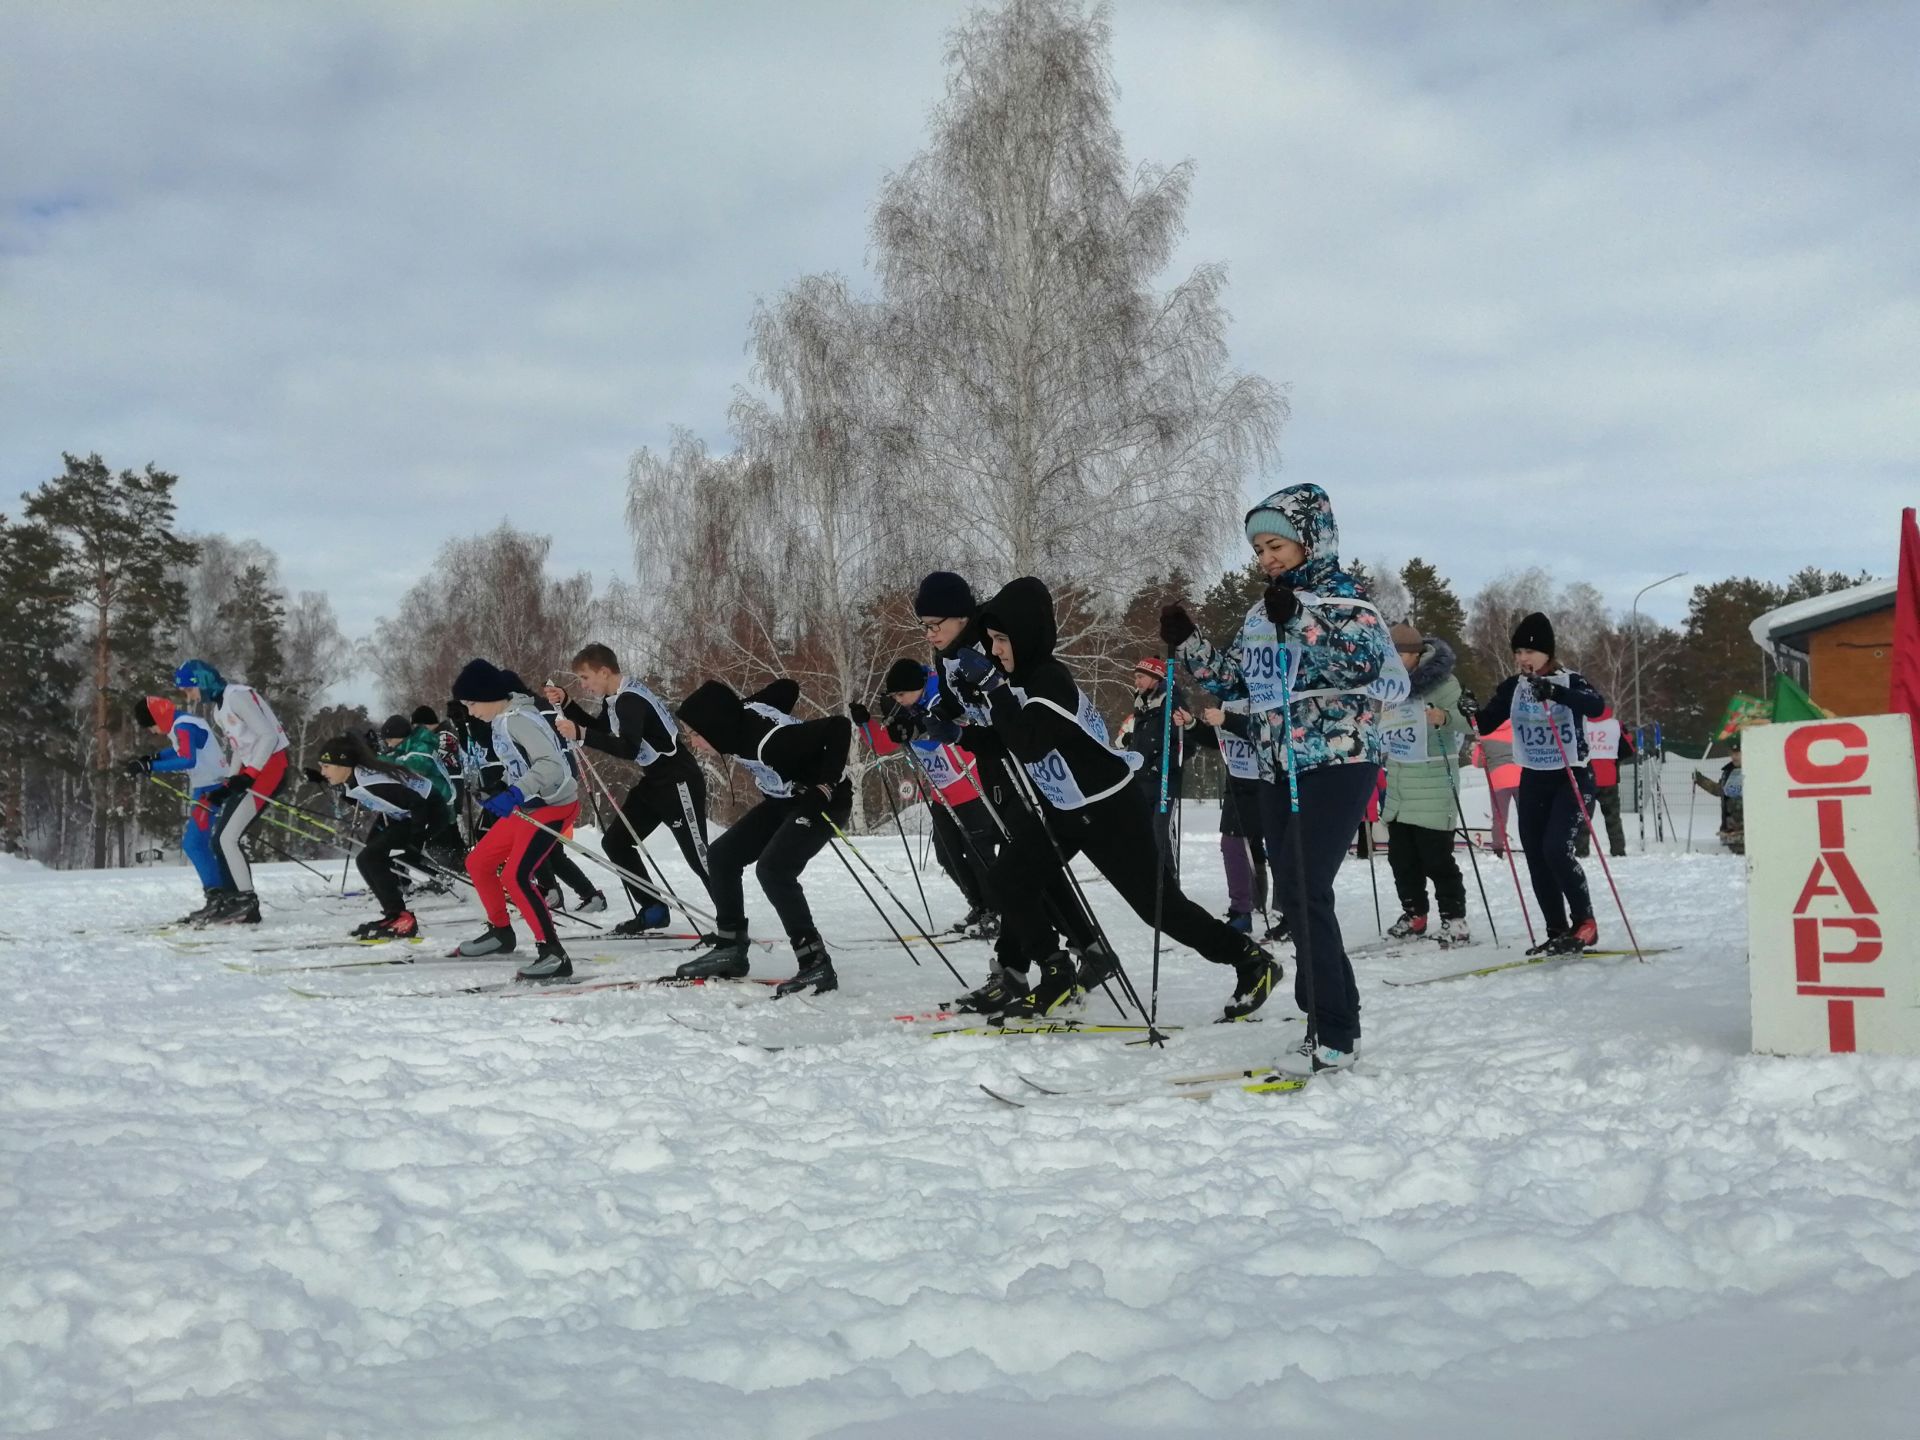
[
  {"left": 1278, "top": 1033, "right": 1359, "bottom": 1076},
  {"left": 542, "top": 885, "right": 563, "bottom": 912},
  {"left": 1074, "top": 940, "right": 1120, "bottom": 994},
  {"left": 181, "top": 887, "right": 232, "bottom": 925},
  {"left": 374, "top": 911, "right": 419, "bottom": 940},
  {"left": 612, "top": 902, "right": 672, "bottom": 937},
  {"left": 1223, "top": 940, "right": 1283, "bottom": 1021},
  {"left": 351, "top": 917, "right": 389, "bottom": 940},
  {"left": 573, "top": 890, "right": 608, "bottom": 915},
  {"left": 207, "top": 891, "right": 261, "bottom": 925},
  {"left": 516, "top": 939, "right": 572, "bottom": 981},
  {"left": 453, "top": 924, "right": 517, "bottom": 957},
  {"left": 1435, "top": 916, "right": 1471, "bottom": 949},
  {"left": 1526, "top": 931, "right": 1581, "bottom": 957},
  {"left": 993, "top": 951, "right": 1080, "bottom": 1020},
  {"left": 675, "top": 929, "right": 750, "bottom": 980},
  {"left": 1226, "top": 910, "right": 1252, "bottom": 935},
  {"left": 1263, "top": 914, "right": 1291, "bottom": 944},
  {"left": 775, "top": 932, "right": 837, "bottom": 997},
  {"left": 1386, "top": 912, "right": 1427, "bottom": 941},
  {"left": 1572, "top": 917, "right": 1599, "bottom": 950},
  {"left": 953, "top": 966, "right": 1029, "bottom": 1014}
]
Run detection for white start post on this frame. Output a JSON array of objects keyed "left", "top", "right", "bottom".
[{"left": 1745, "top": 712, "right": 1920, "bottom": 1056}]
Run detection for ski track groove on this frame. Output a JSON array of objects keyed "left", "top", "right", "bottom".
[{"left": 2, "top": 821, "right": 1917, "bottom": 1439}]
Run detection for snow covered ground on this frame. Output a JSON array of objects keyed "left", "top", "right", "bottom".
[{"left": 4, "top": 800, "right": 1917, "bottom": 1439}]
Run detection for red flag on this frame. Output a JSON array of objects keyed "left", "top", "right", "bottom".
[{"left": 1890, "top": 507, "right": 1920, "bottom": 770}]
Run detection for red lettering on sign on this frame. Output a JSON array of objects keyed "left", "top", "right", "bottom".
[
  {"left": 1784, "top": 723, "right": 1870, "bottom": 785},
  {"left": 1828, "top": 1001, "right": 1856, "bottom": 1053},
  {"left": 1792, "top": 851, "right": 1879, "bottom": 915}
]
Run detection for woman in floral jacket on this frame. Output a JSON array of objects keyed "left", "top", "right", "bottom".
[{"left": 1160, "top": 483, "right": 1402, "bottom": 1074}]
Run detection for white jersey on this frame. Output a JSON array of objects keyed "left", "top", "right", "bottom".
[
  {"left": 609, "top": 678, "right": 678, "bottom": 768},
  {"left": 1583, "top": 714, "right": 1622, "bottom": 761},
  {"left": 215, "top": 684, "right": 288, "bottom": 773},
  {"left": 1513, "top": 676, "right": 1584, "bottom": 771},
  {"left": 345, "top": 766, "right": 432, "bottom": 820},
  {"left": 738, "top": 701, "right": 800, "bottom": 798}
]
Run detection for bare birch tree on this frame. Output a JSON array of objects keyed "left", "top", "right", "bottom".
[{"left": 870, "top": 0, "right": 1283, "bottom": 600}]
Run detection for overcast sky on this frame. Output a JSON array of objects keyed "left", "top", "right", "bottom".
[{"left": 5, "top": 0, "right": 1915, "bottom": 699}]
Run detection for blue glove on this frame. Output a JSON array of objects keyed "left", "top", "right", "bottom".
[
  {"left": 483, "top": 785, "right": 526, "bottom": 819},
  {"left": 948, "top": 648, "right": 1005, "bottom": 700}
]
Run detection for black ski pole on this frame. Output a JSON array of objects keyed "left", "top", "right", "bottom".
[
  {"left": 873, "top": 751, "right": 938, "bottom": 933},
  {"left": 824, "top": 836, "right": 923, "bottom": 971},
  {"left": 826, "top": 816, "right": 967, "bottom": 987},
  {"left": 1451, "top": 780, "right": 1500, "bottom": 948},
  {"left": 1145, "top": 653, "right": 1178, "bottom": 1045}
]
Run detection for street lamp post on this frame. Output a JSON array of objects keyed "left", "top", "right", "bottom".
[{"left": 1631, "top": 571, "right": 1686, "bottom": 849}]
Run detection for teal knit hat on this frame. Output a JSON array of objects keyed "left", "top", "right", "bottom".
[{"left": 1245, "top": 508, "right": 1300, "bottom": 545}]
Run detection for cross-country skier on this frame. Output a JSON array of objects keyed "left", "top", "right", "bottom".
[
  {"left": 1380, "top": 623, "right": 1472, "bottom": 947},
  {"left": 1473, "top": 718, "right": 1520, "bottom": 856},
  {"left": 1117, "top": 656, "right": 1192, "bottom": 870},
  {"left": 174, "top": 659, "right": 290, "bottom": 925},
  {"left": 545, "top": 644, "right": 713, "bottom": 937},
  {"left": 312, "top": 731, "right": 438, "bottom": 940},
  {"left": 671, "top": 679, "right": 853, "bottom": 996},
  {"left": 1187, "top": 700, "right": 1272, "bottom": 936},
  {"left": 377, "top": 713, "right": 462, "bottom": 875},
  {"left": 914, "top": 571, "right": 1107, "bottom": 1013},
  {"left": 1575, "top": 705, "right": 1630, "bottom": 859},
  {"left": 1472, "top": 613, "right": 1608, "bottom": 954},
  {"left": 447, "top": 660, "right": 581, "bottom": 978},
  {"left": 955, "top": 576, "right": 1279, "bottom": 1021},
  {"left": 124, "top": 695, "right": 231, "bottom": 922},
  {"left": 854, "top": 657, "right": 1001, "bottom": 936},
  {"left": 1159, "top": 482, "right": 1404, "bottom": 1073}
]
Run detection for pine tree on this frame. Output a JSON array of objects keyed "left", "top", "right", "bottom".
[
  {"left": 217, "top": 564, "right": 287, "bottom": 696},
  {"left": 0, "top": 515, "right": 79, "bottom": 856},
  {"left": 1192, "top": 561, "right": 1266, "bottom": 649},
  {"left": 1400, "top": 557, "right": 1476, "bottom": 693},
  {"left": 25, "top": 453, "right": 192, "bottom": 867}
]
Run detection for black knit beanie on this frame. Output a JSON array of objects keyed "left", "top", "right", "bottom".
[
  {"left": 379, "top": 713, "right": 411, "bottom": 741},
  {"left": 410, "top": 705, "right": 438, "bottom": 727},
  {"left": 883, "top": 658, "right": 929, "bottom": 695},
  {"left": 1510, "top": 612, "right": 1555, "bottom": 658},
  {"left": 913, "top": 571, "right": 975, "bottom": 619},
  {"left": 451, "top": 658, "right": 513, "bottom": 703}
]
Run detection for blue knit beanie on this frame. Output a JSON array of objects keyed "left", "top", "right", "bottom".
[{"left": 1245, "top": 509, "right": 1300, "bottom": 545}]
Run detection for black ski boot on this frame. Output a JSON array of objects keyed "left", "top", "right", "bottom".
[
  {"left": 994, "top": 951, "right": 1080, "bottom": 1020},
  {"left": 675, "top": 929, "right": 750, "bottom": 980},
  {"left": 207, "top": 891, "right": 261, "bottom": 925},
  {"left": 181, "top": 887, "right": 231, "bottom": 925},
  {"left": 1074, "top": 941, "right": 1120, "bottom": 994},
  {"left": 1526, "top": 932, "right": 1581, "bottom": 957},
  {"left": 1264, "top": 913, "right": 1292, "bottom": 944},
  {"left": 954, "top": 966, "right": 1029, "bottom": 1014},
  {"left": 1223, "top": 940, "right": 1283, "bottom": 1021},
  {"left": 775, "top": 932, "right": 837, "bottom": 997},
  {"left": 453, "top": 924, "right": 517, "bottom": 957},
  {"left": 516, "top": 939, "right": 572, "bottom": 981},
  {"left": 350, "top": 917, "right": 389, "bottom": 940}
]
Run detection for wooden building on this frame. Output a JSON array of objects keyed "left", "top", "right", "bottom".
[{"left": 1750, "top": 579, "right": 1898, "bottom": 717}]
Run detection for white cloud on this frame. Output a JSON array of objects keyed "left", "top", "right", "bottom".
[{"left": 3, "top": 0, "right": 1913, "bottom": 699}]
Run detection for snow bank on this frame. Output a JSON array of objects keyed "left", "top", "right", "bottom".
[{"left": 1, "top": 826, "right": 1914, "bottom": 1438}]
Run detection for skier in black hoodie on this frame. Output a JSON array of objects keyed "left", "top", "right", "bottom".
[
  {"left": 671, "top": 678, "right": 853, "bottom": 996},
  {"left": 914, "top": 570, "right": 1103, "bottom": 1013},
  {"left": 953, "top": 576, "right": 1280, "bottom": 1019}
]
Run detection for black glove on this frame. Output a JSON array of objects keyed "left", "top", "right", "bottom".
[
  {"left": 1158, "top": 604, "right": 1196, "bottom": 648},
  {"left": 1262, "top": 580, "right": 1298, "bottom": 628},
  {"left": 1526, "top": 675, "right": 1562, "bottom": 703},
  {"left": 849, "top": 700, "right": 871, "bottom": 728},
  {"left": 123, "top": 754, "right": 155, "bottom": 778},
  {"left": 1457, "top": 687, "right": 1479, "bottom": 721}
]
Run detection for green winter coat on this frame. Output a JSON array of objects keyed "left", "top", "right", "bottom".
[
  {"left": 1380, "top": 639, "right": 1468, "bottom": 832},
  {"left": 388, "top": 728, "right": 455, "bottom": 807}
]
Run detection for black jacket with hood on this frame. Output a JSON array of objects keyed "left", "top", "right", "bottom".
[
  {"left": 677, "top": 680, "right": 852, "bottom": 796},
  {"left": 975, "top": 577, "right": 1140, "bottom": 810}
]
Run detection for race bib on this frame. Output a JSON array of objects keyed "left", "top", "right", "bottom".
[
  {"left": 1379, "top": 701, "right": 1434, "bottom": 765},
  {"left": 1583, "top": 714, "right": 1621, "bottom": 761},
  {"left": 913, "top": 740, "right": 964, "bottom": 790},
  {"left": 1241, "top": 613, "right": 1298, "bottom": 714},
  {"left": 1025, "top": 749, "right": 1087, "bottom": 810},
  {"left": 1512, "top": 684, "right": 1581, "bottom": 770},
  {"left": 1218, "top": 732, "right": 1260, "bottom": 781}
]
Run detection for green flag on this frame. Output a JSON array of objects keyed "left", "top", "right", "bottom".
[
  {"left": 1771, "top": 674, "right": 1828, "bottom": 723},
  {"left": 1715, "top": 692, "right": 1772, "bottom": 739}
]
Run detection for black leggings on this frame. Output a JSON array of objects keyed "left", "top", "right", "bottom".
[
  {"left": 1259, "top": 764, "right": 1378, "bottom": 1051},
  {"left": 1386, "top": 820, "right": 1465, "bottom": 920},
  {"left": 709, "top": 790, "right": 851, "bottom": 940},
  {"left": 929, "top": 796, "right": 998, "bottom": 911},
  {"left": 357, "top": 816, "right": 426, "bottom": 917},
  {"left": 994, "top": 781, "right": 1244, "bottom": 969},
  {"left": 1516, "top": 767, "right": 1593, "bottom": 934},
  {"left": 602, "top": 770, "right": 713, "bottom": 909}
]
